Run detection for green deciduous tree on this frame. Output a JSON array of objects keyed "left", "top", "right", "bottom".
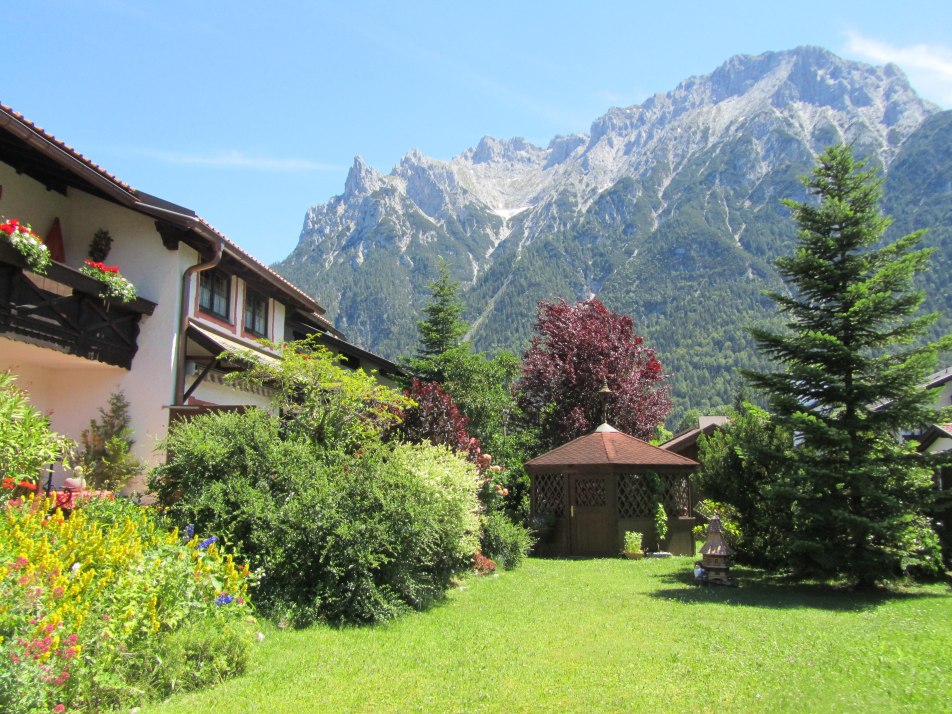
[
  {"left": 0, "top": 372, "right": 71, "bottom": 487},
  {"left": 223, "top": 336, "right": 412, "bottom": 452},
  {"left": 696, "top": 403, "right": 795, "bottom": 566},
  {"left": 408, "top": 269, "right": 539, "bottom": 520},
  {"left": 744, "top": 144, "right": 950, "bottom": 584}
]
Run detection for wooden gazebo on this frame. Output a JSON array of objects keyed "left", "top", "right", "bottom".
[{"left": 527, "top": 423, "right": 699, "bottom": 557}]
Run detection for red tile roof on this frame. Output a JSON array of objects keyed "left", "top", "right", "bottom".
[
  {"left": 0, "top": 103, "right": 136, "bottom": 194},
  {"left": 0, "top": 103, "right": 331, "bottom": 324},
  {"left": 526, "top": 424, "right": 699, "bottom": 469},
  {"left": 938, "top": 423, "right": 952, "bottom": 436}
]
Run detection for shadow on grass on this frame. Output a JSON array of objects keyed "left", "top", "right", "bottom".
[{"left": 647, "top": 566, "right": 951, "bottom": 611}]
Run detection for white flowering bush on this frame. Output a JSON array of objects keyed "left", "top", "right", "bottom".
[{"left": 0, "top": 218, "right": 51, "bottom": 274}]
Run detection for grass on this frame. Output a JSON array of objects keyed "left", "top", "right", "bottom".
[{"left": 147, "top": 558, "right": 952, "bottom": 713}]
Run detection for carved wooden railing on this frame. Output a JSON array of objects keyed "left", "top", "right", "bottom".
[{"left": 0, "top": 241, "right": 156, "bottom": 369}]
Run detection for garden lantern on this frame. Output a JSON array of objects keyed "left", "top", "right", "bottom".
[{"left": 699, "top": 515, "right": 734, "bottom": 585}]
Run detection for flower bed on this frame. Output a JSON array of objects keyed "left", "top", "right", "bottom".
[{"left": 0, "top": 495, "right": 254, "bottom": 712}]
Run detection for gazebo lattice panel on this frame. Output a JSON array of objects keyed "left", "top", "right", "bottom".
[
  {"left": 575, "top": 478, "right": 607, "bottom": 507},
  {"left": 663, "top": 476, "right": 692, "bottom": 517},
  {"left": 618, "top": 473, "right": 653, "bottom": 518},
  {"left": 534, "top": 472, "right": 566, "bottom": 517}
]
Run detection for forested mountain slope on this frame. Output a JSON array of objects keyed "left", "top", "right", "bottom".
[{"left": 275, "top": 47, "right": 947, "bottom": 415}]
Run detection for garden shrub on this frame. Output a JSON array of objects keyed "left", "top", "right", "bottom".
[
  {"left": 222, "top": 336, "right": 412, "bottom": 452},
  {"left": 152, "top": 410, "right": 482, "bottom": 626},
  {"left": 480, "top": 510, "right": 534, "bottom": 570},
  {"left": 0, "top": 372, "right": 70, "bottom": 487},
  {"left": 77, "top": 391, "right": 143, "bottom": 491},
  {"left": 0, "top": 494, "right": 254, "bottom": 712},
  {"left": 692, "top": 500, "right": 743, "bottom": 548},
  {"left": 147, "top": 618, "right": 252, "bottom": 696}
]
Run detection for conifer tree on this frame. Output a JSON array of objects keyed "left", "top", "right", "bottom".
[
  {"left": 744, "top": 144, "right": 950, "bottom": 584},
  {"left": 415, "top": 259, "right": 468, "bottom": 362}
]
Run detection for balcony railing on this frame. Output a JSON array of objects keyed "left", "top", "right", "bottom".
[{"left": 0, "top": 241, "right": 156, "bottom": 369}]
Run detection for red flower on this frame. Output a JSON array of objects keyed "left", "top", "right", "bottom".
[
  {"left": 17, "top": 480, "right": 36, "bottom": 491},
  {"left": 2, "top": 477, "right": 15, "bottom": 489},
  {"left": 84, "top": 259, "right": 119, "bottom": 273}
]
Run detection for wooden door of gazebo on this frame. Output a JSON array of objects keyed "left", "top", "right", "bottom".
[{"left": 570, "top": 474, "right": 614, "bottom": 556}]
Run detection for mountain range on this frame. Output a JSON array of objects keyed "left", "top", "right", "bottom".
[{"left": 275, "top": 46, "right": 952, "bottom": 418}]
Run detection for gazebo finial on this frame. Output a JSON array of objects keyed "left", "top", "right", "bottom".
[{"left": 599, "top": 380, "right": 612, "bottom": 425}]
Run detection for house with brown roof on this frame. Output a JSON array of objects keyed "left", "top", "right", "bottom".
[
  {"left": 0, "top": 103, "right": 400, "bottom": 491},
  {"left": 659, "top": 415, "right": 730, "bottom": 462},
  {"left": 526, "top": 422, "right": 698, "bottom": 557}
]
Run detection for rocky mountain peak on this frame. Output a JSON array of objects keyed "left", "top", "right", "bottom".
[
  {"left": 399, "top": 147, "right": 428, "bottom": 167},
  {"left": 277, "top": 46, "right": 947, "bottom": 414},
  {"left": 468, "top": 136, "right": 544, "bottom": 165},
  {"left": 344, "top": 156, "right": 384, "bottom": 198}
]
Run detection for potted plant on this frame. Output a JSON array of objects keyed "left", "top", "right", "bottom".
[
  {"left": 80, "top": 259, "right": 137, "bottom": 303},
  {"left": 622, "top": 531, "right": 644, "bottom": 559},
  {"left": 1, "top": 217, "right": 51, "bottom": 274}
]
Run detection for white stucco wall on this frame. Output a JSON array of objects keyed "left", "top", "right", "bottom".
[
  {"left": 926, "top": 435, "right": 952, "bottom": 454},
  {"left": 936, "top": 382, "right": 952, "bottom": 409},
  {"left": 192, "top": 377, "right": 272, "bottom": 410},
  {"left": 0, "top": 163, "right": 72, "bottom": 242},
  {"left": 1, "top": 165, "right": 182, "bottom": 481}
]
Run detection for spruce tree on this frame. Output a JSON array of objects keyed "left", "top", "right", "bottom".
[
  {"left": 415, "top": 258, "right": 468, "bottom": 362},
  {"left": 744, "top": 144, "right": 950, "bottom": 585}
]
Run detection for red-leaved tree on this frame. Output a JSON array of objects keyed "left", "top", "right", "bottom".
[
  {"left": 400, "top": 379, "right": 472, "bottom": 453},
  {"left": 516, "top": 298, "right": 671, "bottom": 450}
]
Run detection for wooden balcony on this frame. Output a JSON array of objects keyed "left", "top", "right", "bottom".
[{"left": 0, "top": 241, "right": 157, "bottom": 369}]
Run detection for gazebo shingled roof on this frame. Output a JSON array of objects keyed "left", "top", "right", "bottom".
[{"left": 525, "top": 423, "right": 699, "bottom": 470}]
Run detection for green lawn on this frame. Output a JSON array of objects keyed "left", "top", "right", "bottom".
[{"left": 148, "top": 558, "right": 952, "bottom": 713}]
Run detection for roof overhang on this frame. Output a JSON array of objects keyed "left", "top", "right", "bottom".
[
  {"left": 186, "top": 321, "right": 281, "bottom": 368},
  {"left": 917, "top": 423, "right": 952, "bottom": 453},
  {"left": 0, "top": 103, "right": 327, "bottom": 318}
]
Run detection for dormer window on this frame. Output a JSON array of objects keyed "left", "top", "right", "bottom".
[
  {"left": 244, "top": 289, "right": 269, "bottom": 337},
  {"left": 199, "top": 270, "right": 231, "bottom": 321}
]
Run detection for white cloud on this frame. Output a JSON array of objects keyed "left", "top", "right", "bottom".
[
  {"left": 844, "top": 30, "right": 952, "bottom": 107},
  {"left": 138, "top": 149, "right": 339, "bottom": 172}
]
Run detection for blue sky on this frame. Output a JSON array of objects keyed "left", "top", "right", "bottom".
[{"left": 4, "top": 1, "right": 952, "bottom": 264}]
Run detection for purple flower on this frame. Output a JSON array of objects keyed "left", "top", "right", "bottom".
[
  {"left": 198, "top": 535, "right": 217, "bottom": 550},
  {"left": 185, "top": 524, "right": 195, "bottom": 539},
  {"left": 216, "top": 594, "right": 234, "bottom": 606}
]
